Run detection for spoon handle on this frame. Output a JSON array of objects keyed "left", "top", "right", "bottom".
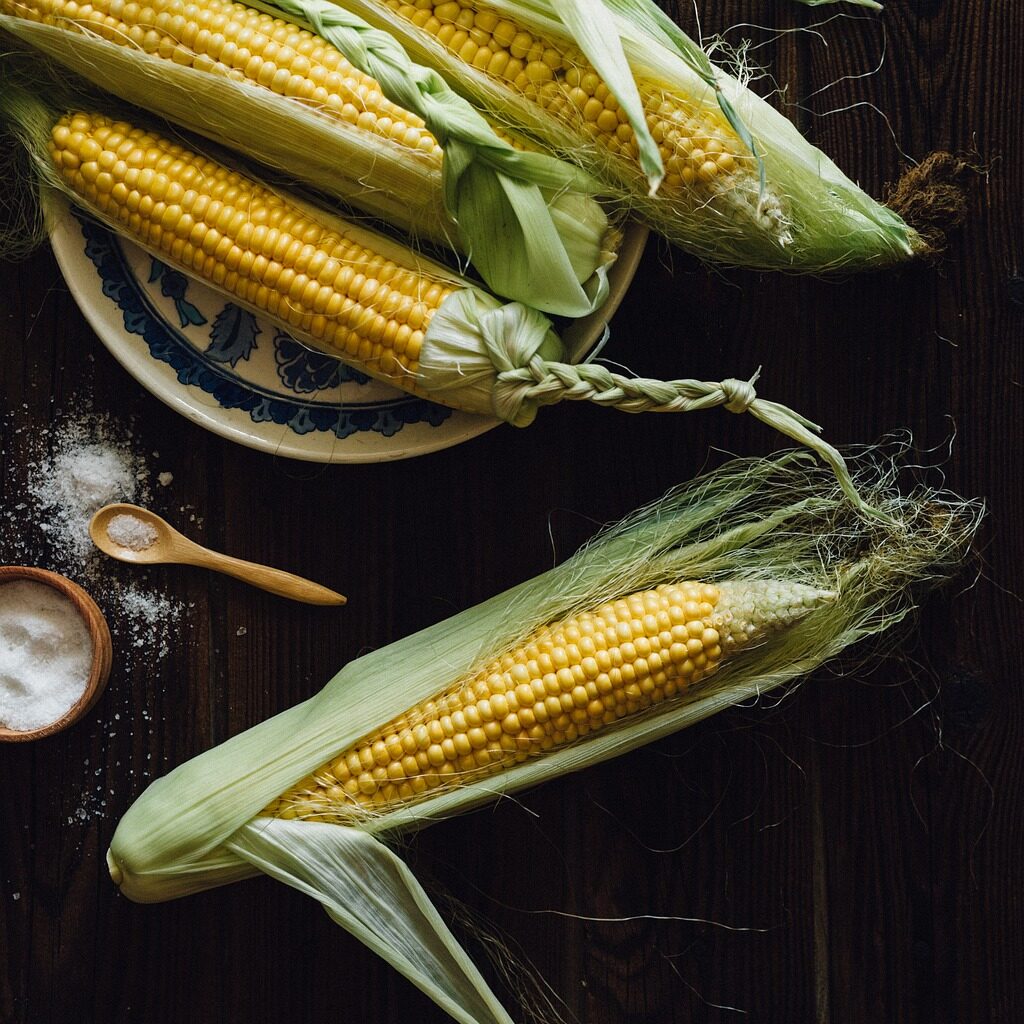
[{"left": 194, "top": 549, "right": 346, "bottom": 606}]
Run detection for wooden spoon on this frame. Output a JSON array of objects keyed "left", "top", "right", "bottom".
[{"left": 89, "top": 503, "right": 346, "bottom": 606}]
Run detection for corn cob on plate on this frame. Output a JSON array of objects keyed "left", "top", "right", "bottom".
[{"left": 47, "top": 202, "right": 648, "bottom": 462}]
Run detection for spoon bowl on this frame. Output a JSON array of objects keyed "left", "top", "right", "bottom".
[
  {"left": 89, "top": 503, "right": 346, "bottom": 606},
  {"left": 89, "top": 503, "right": 178, "bottom": 564}
]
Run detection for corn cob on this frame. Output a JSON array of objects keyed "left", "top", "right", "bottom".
[
  {"left": 50, "top": 110, "right": 453, "bottom": 387},
  {"left": 266, "top": 578, "right": 832, "bottom": 822},
  {"left": 103, "top": 448, "right": 980, "bottom": 1024},
  {"left": 302, "top": 0, "right": 927, "bottom": 270},
  {"left": 3, "top": 0, "right": 444, "bottom": 159},
  {"left": 0, "top": 2, "right": 615, "bottom": 316},
  {"left": 25, "top": 101, "right": 867, "bottom": 500},
  {"left": 0, "top": 0, "right": 544, "bottom": 158}
]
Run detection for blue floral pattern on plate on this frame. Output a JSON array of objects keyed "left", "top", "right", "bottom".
[
  {"left": 206, "top": 302, "right": 260, "bottom": 367},
  {"left": 79, "top": 214, "right": 452, "bottom": 440},
  {"left": 274, "top": 333, "right": 370, "bottom": 391}
]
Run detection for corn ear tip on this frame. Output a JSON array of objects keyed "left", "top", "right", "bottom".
[{"left": 106, "top": 847, "right": 123, "bottom": 885}]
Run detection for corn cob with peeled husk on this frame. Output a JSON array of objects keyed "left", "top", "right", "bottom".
[
  {"left": 106, "top": 444, "right": 980, "bottom": 1024},
  {"left": 0, "top": 0, "right": 616, "bottom": 317},
  {"left": 2, "top": 78, "right": 877, "bottom": 505},
  {"left": 250, "top": 0, "right": 949, "bottom": 272}
]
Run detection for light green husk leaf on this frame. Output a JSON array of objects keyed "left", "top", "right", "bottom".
[
  {"left": 538, "top": 0, "right": 664, "bottom": 190},
  {"left": 107, "top": 443, "right": 980, "bottom": 1024},
  {"left": 0, "top": 66, "right": 871, "bottom": 502},
  {"left": 227, "top": 820, "right": 514, "bottom": 1024},
  {"left": 0, "top": 14, "right": 612, "bottom": 317},
  {"left": 330, "top": 0, "right": 917, "bottom": 270}
]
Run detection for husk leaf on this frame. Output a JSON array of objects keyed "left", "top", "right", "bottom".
[
  {"left": 228, "top": 819, "right": 514, "bottom": 1024},
  {"left": 541, "top": 0, "right": 663, "bottom": 190},
  {"left": 107, "top": 444, "right": 980, "bottom": 1023}
]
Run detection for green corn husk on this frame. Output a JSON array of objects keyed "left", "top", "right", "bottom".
[
  {"left": 2, "top": 69, "right": 877, "bottom": 506},
  {"left": 107, "top": 444, "right": 981, "bottom": 1024},
  {"left": 298, "top": 0, "right": 927, "bottom": 271},
  {"left": 0, "top": 5, "right": 614, "bottom": 318}
]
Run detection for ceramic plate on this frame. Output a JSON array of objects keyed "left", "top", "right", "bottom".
[{"left": 50, "top": 209, "right": 647, "bottom": 463}]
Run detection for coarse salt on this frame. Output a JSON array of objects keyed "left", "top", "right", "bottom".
[
  {"left": 26, "top": 416, "right": 146, "bottom": 564},
  {"left": 106, "top": 513, "right": 158, "bottom": 552},
  {"left": 0, "top": 580, "right": 92, "bottom": 733}
]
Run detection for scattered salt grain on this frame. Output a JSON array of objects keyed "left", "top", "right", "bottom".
[
  {"left": 26, "top": 415, "right": 149, "bottom": 565},
  {"left": 157, "top": 472, "right": 173, "bottom": 487},
  {"left": 107, "top": 513, "right": 158, "bottom": 552},
  {"left": 119, "top": 584, "right": 180, "bottom": 660},
  {"left": 0, "top": 580, "right": 92, "bottom": 733}
]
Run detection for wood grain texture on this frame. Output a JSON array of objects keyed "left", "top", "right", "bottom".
[{"left": 2, "top": 1, "right": 1023, "bottom": 1021}]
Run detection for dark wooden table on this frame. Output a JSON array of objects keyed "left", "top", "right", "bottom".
[{"left": 2, "top": 1, "right": 1022, "bottom": 1021}]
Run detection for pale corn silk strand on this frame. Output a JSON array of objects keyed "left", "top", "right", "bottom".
[
  {"left": 227, "top": 0, "right": 614, "bottom": 317},
  {"left": 105, "top": 443, "right": 982, "bottom": 1024}
]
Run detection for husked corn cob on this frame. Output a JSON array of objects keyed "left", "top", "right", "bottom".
[
  {"left": 2, "top": 0, "right": 445, "bottom": 163},
  {"left": 50, "top": 110, "right": 455, "bottom": 388},
  {"left": 266, "top": 578, "right": 831, "bottom": 821},
  {"left": 374, "top": 0, "right": 785, "bottom": 236},
  {"left": 305, "top": 0, "right": 933, "bottom": 269},
  {"left": 101, "top": 443, "right": 978, "bottom": 1024}
]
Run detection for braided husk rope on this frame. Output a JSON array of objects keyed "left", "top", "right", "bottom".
[{"left": 494, "top": 361, "right": 868, "bottom": 512}]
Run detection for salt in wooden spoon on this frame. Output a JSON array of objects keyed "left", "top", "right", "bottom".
[{"left": 89, "top": 503, "right": 346, "bottom": 606}]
